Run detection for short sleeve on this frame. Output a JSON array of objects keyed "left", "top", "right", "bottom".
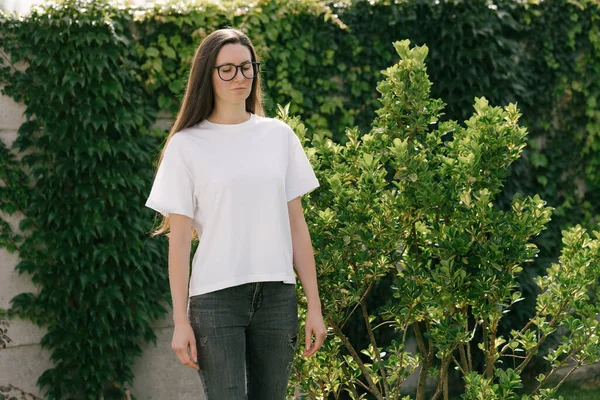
[
  {"left": 285, "top": 128, "right": 319, "bottom": 202},
  {"left": 145, "top": 136, "right": 195, "bottom": 218}
]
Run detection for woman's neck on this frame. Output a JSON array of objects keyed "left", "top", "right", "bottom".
[{"left": 207, "top": 104, "right": 250, "bottom": 124}]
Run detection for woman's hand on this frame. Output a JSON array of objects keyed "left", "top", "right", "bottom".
[
  {"left": 172, "top": 322, "right": 199, "bottom": 370},
  {"left": 303, "top": 308, "right": 327, "bottom": 357}
]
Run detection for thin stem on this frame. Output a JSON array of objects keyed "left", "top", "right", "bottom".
[
  {"left": 486, "top": 318, "right": 498, "bottom": 379},
  {"left": 515, "top": 335, "right": 547, "bottom": 374},
  {"left": 466, "top": 307, "right": 473, "bottom": 372},
  {"left": 0, "top": 49, "right": 19, "bottom": 73},
  {"left": 346, "top": 383, "right": 360, "bottom": 400},
  {"left": 431, "top": 378, "right": 442, "bottom": 400},
  {"left": 328, "top": 316, "right": 382, "bottom": 399},
  {"left": 355, "top": 379, "right": 371, "bottom": 392},
  {"left": 482, "top": 319, "right": 490, "bottom": 376},
  {"left": 340, "top": 280, "right": 374, "bottom": 329},
  {"left": 342, "top": 363, "right": 361, "bottom": 400},
  {"left": 5, "top": 385, "right": 43, "bottom": 400},
  {"left": 501, "top": 354, "right": 528, "bottom": 360},
  {"left": 497, "top": 302, "right": 550, "bottom": 359},
  {"left": 512, "top": 346, "right": 516, "bottom": 370},
  {"left": 336, "top": 245, "right": 398, "bottom": 328},
  {"left": 413, "top": 322, "right": 429, "bottom": 400},
  {"left": 458, "top": 344, "right": 469, "bottom": 375},
  {"left": 372, "top": 320, "right": 396, "bottom": 331},
  {"left": 394, "top": 307, "right": 413, "bottom": 398},
  {"left": 533, "top": 330, "right": 592, "bottom": 394},
  {"left": 411, "top": 221, "right": 419, "bottom": 255},
  {"left": 320, "top": 380, "right": 327, "bottom": 400},
  {"left": 425, "top": 323, "right": 435, "bottom": 367},
  {"left": 551, "top": 361, "right": 583, "bottom": 394},
  {"left": 467, "top": 340, "right": 473, "bottom": 372},
  {"left": 401, "top": 308, "right": 412, "bottom": 344},
  {"left": 452, "top": 355, "right": 466, "bottom": 375},
  {"left": 3, "top": 238, "right": 20, "bottom": 251},
  {"left": 361, "top": 301, "right": 390, "bottom": 398},
  {"left": 516, "top": 289, "right": 582, "bottom": 374},
  {"left": 395, "top": 373, "right": 402, "bottom": 400},
  {"left": 444, "top": 360, "right": 449, "bottom": 400},
  {"left": 431, "top": 354, "right": 453, "bottom": 400},
  {"left": 300, "top": 369, "right": 319, "bottom": 400},
  {"left": 0, "top": 172, "right": 41, "bottom": 233},
  {"left": 324, "top": 369, "right": 337, "bottom": 400},
  {"left": 413, "top": 322, "right": 427, "bottom": 357}
]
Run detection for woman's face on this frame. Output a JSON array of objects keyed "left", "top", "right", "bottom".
[{"left": 212, "top": 43, "right": 254, "bottom": 107}]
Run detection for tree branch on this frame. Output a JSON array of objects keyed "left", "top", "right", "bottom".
[
  {"left": 431, "top": 353, "right": 453, "bottom": 400},
  {"left": 551, "top": 361, "right": 583, "bottom": 394},
  {"left": 394, "top": 307, "right": 413, "bottom": 398},
  {"left": 482, "top": 319, "right": 491, "bottom": 377},
  {"left": 413, "top": 322, "right": 430, "bottom": 400},
  {"left": 452, "top": 355, "right": 466, "bottom": 376},
  {"left": 497, "top": 302, "right": 550, "bottom": 359},
  {"left": 458, "top": 345, "right": 469, "bottom": 375},
  {"left": 0, "top": 49, "right": 19, "bottom": 74},
  {"left": 515, "top": 289, "right": 583, "bottom": 374},
  {"left": 361, "top": 301, "right": 390, "bottom": 398},
  {"left": 342, "top": 363, "right": 361, "bottom": 400},
  {"left": 340, "top": 280, "right": 374, "bottom": 330},
  {"left": 328, "top": 316, "right": 382, "bottom": 399},
  {"left": 466, "top": 307, "right": 474, "bottom": 372},
  {"left": 533, "top": 327, "right": 594, "bottom": 394},
  {"left": 486, "top": 318, "right": 498, "bottom": 379}
]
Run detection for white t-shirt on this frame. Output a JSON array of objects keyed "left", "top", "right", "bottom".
[{"left": 145, "top": 113, "right": 320, "bottom": 296}]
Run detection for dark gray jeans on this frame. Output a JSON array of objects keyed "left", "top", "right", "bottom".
[{"left": 188, "top": 281, "right": 299, "bottom": 399}]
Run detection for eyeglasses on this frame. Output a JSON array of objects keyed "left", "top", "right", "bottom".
[{"left": 213, "top": 62, "right": 261, "bottom": 81}]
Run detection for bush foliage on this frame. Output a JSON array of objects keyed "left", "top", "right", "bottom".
[{"left": 283, "top": 39, "right": 600, "bottom": 400}]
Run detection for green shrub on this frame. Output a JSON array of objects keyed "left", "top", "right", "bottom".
[{"left": 285, "top": 40, "right": 600, "bottom": 400}]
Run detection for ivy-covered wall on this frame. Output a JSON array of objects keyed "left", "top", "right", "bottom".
[{"left": 0, "top": 0, "right": 598, "bottom": 398}]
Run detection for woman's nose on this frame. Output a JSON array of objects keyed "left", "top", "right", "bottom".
[{"left": 234, "top": 69, "right": 246, "bottom": 82}]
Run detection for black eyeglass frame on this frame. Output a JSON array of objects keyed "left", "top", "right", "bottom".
[{"left": 212, "top": 61, "right": 261, "bottom": 81}]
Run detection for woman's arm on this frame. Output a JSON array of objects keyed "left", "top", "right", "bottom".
[
  {"left": 288, "top": 197, "right": 327, "bottom": 357},
  {"left": 168, "top": 214, "right": 199, "bottom": 369},
  {"left": 169, "top": 214, "right": 192, "bottom": 324}
]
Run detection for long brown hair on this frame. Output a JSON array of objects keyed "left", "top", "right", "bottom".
[{"left": 150, "top": 28, "right": 265, "bottom": 238}]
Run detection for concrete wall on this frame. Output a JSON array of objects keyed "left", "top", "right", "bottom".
[{"left": 0, "top": 86, "right": 204, "bottom": 399}]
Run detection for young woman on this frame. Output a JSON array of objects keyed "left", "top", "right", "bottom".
[{"left": 145, "top": 28, "right": 327, "bottom": 399}]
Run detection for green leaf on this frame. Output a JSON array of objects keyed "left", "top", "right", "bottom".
[
  {"left": 162, "top": 46, "right": 176, "bottom": 59},
  {"left": 146, "top": 47, "right": 159, "bottom": 57}
]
